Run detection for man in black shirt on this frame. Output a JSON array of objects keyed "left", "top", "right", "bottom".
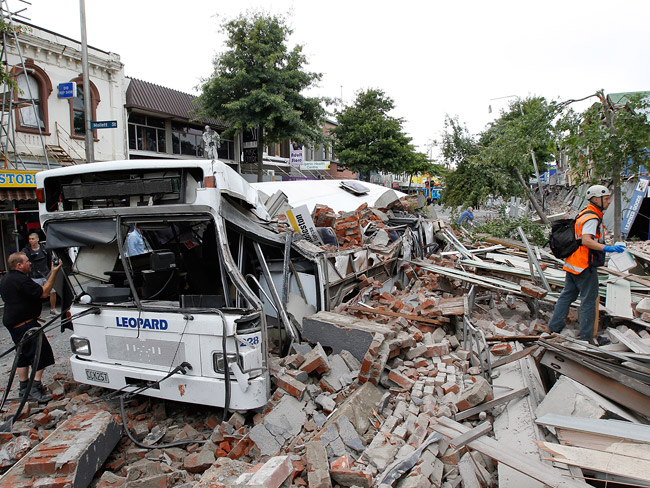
[
  {"left": 22, "top": 232, "right": 57, "bottom": 315},
  {"left": 0, "top": 252, "right": 61, "bottom": 403}
]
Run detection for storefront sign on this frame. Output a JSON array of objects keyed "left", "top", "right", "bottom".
[
  {"left": 0, "top": 170, "right": 38, "bottom": 187},
  {"left": 285, "top": 204, "right": 322, "bottom": 245},
  {"left": 300, "top": 160, "right": 330, "bottom": 170},
  {"left": 622, "top": 177, "right": 649, "bottom": 238},
  {"left": 290, "top": 148, "right": 304, "bottom": 166}
]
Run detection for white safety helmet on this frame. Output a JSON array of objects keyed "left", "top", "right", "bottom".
[{"left": 586, "top": 185, "right": 611, "bottom": 200}]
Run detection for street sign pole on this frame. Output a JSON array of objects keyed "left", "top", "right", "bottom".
[{"left": 80, "top": 0, "right": 94, "bottom": 163}]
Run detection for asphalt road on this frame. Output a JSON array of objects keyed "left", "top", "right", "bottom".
[{"left": 0, "top": 304, "right": 74, "bottom": 397}]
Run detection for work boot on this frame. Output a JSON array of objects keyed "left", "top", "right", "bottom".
[
  {"left": 31, "top": 381, "right": 52, "bottom": 403},
  {"left": 18, "top": 380, "right": 51, "bottom": 403}
]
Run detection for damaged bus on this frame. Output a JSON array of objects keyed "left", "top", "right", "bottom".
[{"left": 36, "top": 160, "right": 429, "bottom": 410}]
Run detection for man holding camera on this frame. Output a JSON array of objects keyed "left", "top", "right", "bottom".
[{"left": 0, "top": 252, "right": 62, "bottom": 402}]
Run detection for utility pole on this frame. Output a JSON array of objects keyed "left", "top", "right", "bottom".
[{"left": 80, "top": 0, "right": 93, "bottom": 163}]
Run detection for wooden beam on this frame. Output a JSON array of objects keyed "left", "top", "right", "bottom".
[
  {"left": 346, "top": 305, "right": 447, "bottom": 325},
  {"left": 454, "top": 388, "right": 529, "bottom": 421},
  {"left": 491, "top": 346, "right": 538, "bottom": 369},
  {"left": 431, "top": 417, "right": 590, "bottom": 488},
  {"left": 598, "top": 265, "right": 650, "bottom": 288},
  {"left": 449, "top": 421, "right": 492, "bottom": 450},
  {"left": 538, "top": 442, "right": 650, "bottom": 483},
  {"left": 485, "top": 335, "right": 540, "bottom": 343}
]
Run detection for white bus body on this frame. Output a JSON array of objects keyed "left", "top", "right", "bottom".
[{"left": 36, "top": 160, "right": 408, "bottom": 410}]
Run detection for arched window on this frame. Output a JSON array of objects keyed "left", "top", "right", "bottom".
[
  {"left": 13, "top": 60, "right": 52, "bottom": 135},
  {"left": 67, "top": 76, "right": 100, "bottom": 141}
]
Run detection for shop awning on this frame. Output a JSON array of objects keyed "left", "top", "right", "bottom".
[{"left": 0, "top": 188, "right": 36, "bottom": 201}]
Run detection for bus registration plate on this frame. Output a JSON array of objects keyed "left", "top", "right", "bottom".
[{"left": 85, "top": 369, "right": 109, "bottom": 383}]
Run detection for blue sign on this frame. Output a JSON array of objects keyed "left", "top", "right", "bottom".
[
  {"left": 58, "top": 82, "right": 76, "bottom": 99},
  {"left": 622, "top": 177, "right": 649, "bottom": 238},
  {"left": 91, "top": 120, "right": 117, "bottom": 129}
]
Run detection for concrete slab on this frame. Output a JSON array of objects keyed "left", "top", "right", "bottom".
[
  {"left": 0, "top": 408, "right": 121, "bottom": 487},
  {"left": 303, "top": 311, "right": 394, "bottom": 362},
  {"left": 322, "top": 382, "right": 384, "bottom": 436}
]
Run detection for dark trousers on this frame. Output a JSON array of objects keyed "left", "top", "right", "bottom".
[
  {"left": 7, "top": 319, "right": 55, "bottom": 369},
  {"left": 549, "top": 267, "right": 599, "bottom": 341}
]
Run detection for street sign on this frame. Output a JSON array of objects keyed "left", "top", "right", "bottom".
[
  {"left": 58, "top": 82, "right": 76, "bottom": 98},
  {"left": 91, "top": 120, "right": 117, "bottom": 129}
]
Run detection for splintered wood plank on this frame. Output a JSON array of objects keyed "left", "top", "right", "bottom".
[
  {"left": 538, "top": 442, "right": 650, "bottom": 482},
  {"left": 557, "top": 430, "right": 650, "bottom": 453},
  {"left": 346, "top": 306, "right": 448, "bottom": 325},
  {"left": 431, "top": 418, "right": 590, "bottom": 488},
  {"left": 536, "top": 414, "right": 650, "bottom": 443},
  {"left": 438, "top": 297, "right": 465, "bottom": 316}
]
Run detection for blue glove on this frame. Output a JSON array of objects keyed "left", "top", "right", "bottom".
[{"left": 603, "top": 245, "right": 626, "bottom": 253}]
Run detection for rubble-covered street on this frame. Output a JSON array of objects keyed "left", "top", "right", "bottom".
[{"left": 2, "top": 186, "right": 650, "bottom": 488}]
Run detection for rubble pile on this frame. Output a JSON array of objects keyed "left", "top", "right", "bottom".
[{"left": 6, "top": 196, "right": 650, "bottom": 486}]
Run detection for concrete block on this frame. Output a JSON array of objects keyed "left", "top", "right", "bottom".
[
  {"left": 263, "top": 395, "right": 306, "bottom": 441},
  {"left": 196, "top": 458, "right": 254, "bottom": 488},
  {"left": 321, "top": 354, "right": 351, "bottom": 391},
  {"left": 0, "top": 409, "right": 121, "bottom": 488},
  {"left": 248, "top": 424, "right": 281, "bottom": 456},
  {"left": 336, "top": 415, "right": 365, "bottom": 452},
  {"left": 184, "top": 449, "right": 216, "bottom": 474},
  {"left": 405, "top": 344, "right": 428, "bottom": 360},
  {"left": 303, "top": 311, "right": 394, "bottom": 362},
  {"left": 321, "top": 382, "right": 383, "bottom": 436},
  {"left": 363, "top": 433, "right": 400, "bottom": 471},
  {"left": 235, "top": 455, "right": 293, "bottom": 488},
  {"left": 338, "top": 351, "right": 360, "bottom": 374},
  {"left": 431, "top": 327, "right": 446, "bottom": 343},
  {"left": 315, "top": 392, "right": 336, "bottom": 413},
  {"left": 456, "top": 376, "right": 493, "bottom": 412},
  {"left": 305, "top": 440, "right": 332, "bottom": 488}
]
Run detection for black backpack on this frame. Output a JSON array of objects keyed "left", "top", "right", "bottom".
[{"left": 548, "top": 210, "right": 599, "bottom": 259}]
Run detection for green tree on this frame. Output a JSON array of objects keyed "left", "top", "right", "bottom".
[
  {"left": 560, "top": 90, "right": 650, "bottom": 239},
  {"left": 197, "top": 12, "right": 327, "bottom": 182},
  {"left": 440, "top": 98, "right": 556, "bottom": 222},
  {"left": 438, "top": 115, "right": 479, "bottom": 169},
  {"left": 331, "top": 89, "right": 417, "bottom": 179}
]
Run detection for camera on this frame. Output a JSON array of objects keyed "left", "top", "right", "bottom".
[{"left": 52, "top": 257, "right": 60, "bottom": 266}]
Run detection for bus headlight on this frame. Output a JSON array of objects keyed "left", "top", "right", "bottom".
[
  {"left": 213, "top": 352, "right": 239, "bottom": 373},
  {"left": 71, "top": 337, "right": 91, "bottom": 356}
]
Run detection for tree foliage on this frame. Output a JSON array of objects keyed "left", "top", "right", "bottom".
[
  {"left": 439, "top": 97, "right": 557, "bottom": 221},
  {"left": 560, "top": 92, "right": 650, "bottom": 179},
  {"left": 331, "top": 89, "right": 421, "bottom": 177},
  {"left": 197, "top": 12, "right": 327, "bottom": 180},
  {"left": 559, "top": 90, "right": 650, "bottom": 238}
]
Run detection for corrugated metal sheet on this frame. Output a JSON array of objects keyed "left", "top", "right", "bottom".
[
  {"left": 125, "top": 78, "right": 226, "bottom": 128},
  {"left": 0, "top": 188, "right": 36, "bottom": 201}
]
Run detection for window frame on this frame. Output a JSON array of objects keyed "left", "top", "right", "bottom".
[
  {"left": 128, "top": 114, "right": 167, "bottom": 153},
  {"left": 67, "top": 76, "right": 101, "bottom": 141},
  {"left": 13, "top": 59, "right": 52, "bottom": 136}
]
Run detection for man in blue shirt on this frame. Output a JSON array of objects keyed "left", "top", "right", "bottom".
[
  {"left": 126, "top": 224, "right": 146, "bottom": 257},
  {"left": 457, "top": 207, "right": 474, "bottom": 226}
]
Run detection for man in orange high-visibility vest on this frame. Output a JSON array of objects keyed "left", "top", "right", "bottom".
[{"left": 549, "top": 185, "right": 625, "bottom": 343}]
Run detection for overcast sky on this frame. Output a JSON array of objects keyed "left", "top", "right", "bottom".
[{"left": 26, "top": 0, "right": 650, "bottom": 157}]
